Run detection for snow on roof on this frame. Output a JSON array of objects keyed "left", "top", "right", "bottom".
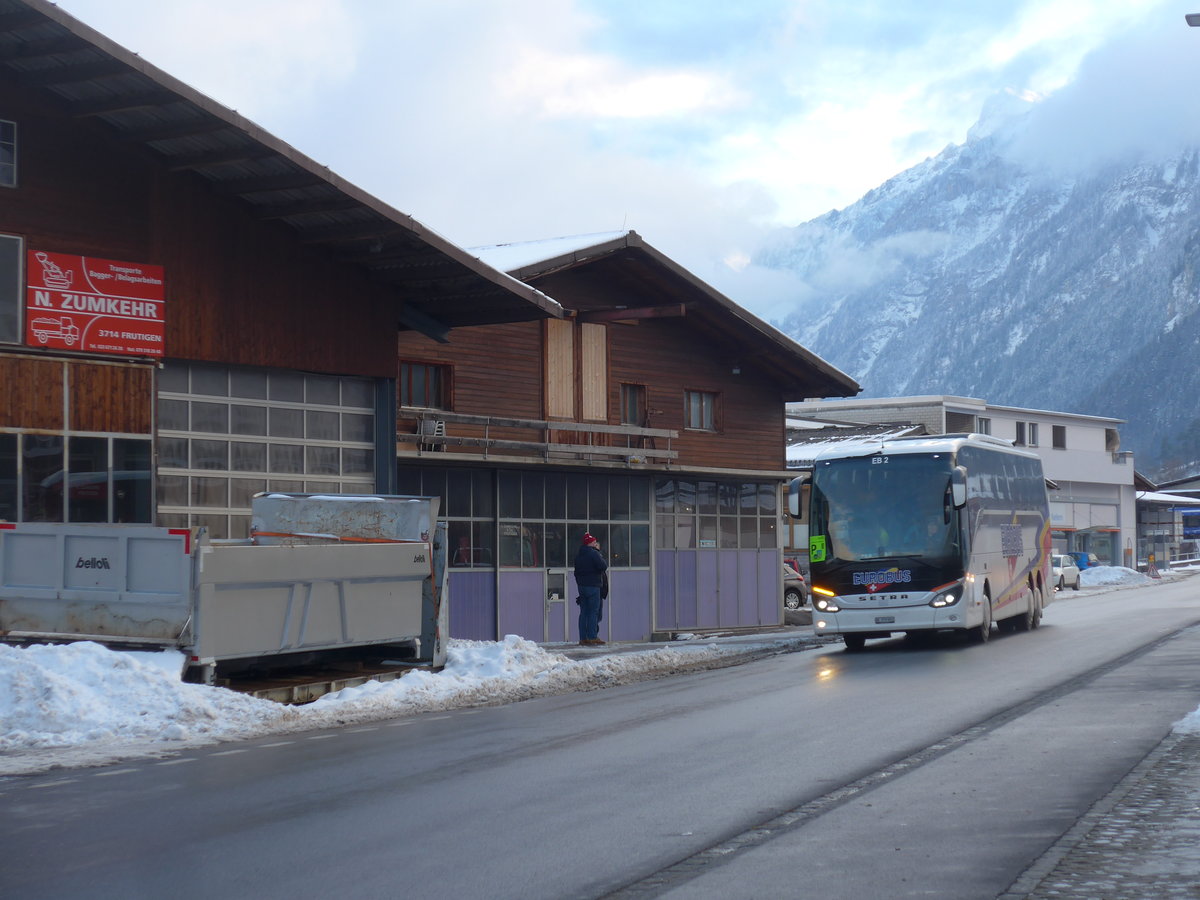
[
  {"left": 1137, "top": 491, "right": 1200, "bottom": 505},
  {"left": 471, "top": 231, "right": 629, "bottom": 273},
  {"left": 786, "top": 424, "right": 922, "bottom": 467}
]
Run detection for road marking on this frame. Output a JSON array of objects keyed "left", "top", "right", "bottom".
[
  {"left": 260, "top": 741, "right": 295, "bottom": 747},
  {"left": 307, "top": 734, "right": 338, "bottom": 741},
  {"left": 93, "top": 768, "right": 138, "bottom": 777},
  {"left": 385, "top": 721, "right": 414, "bottom": 728},
  {"left": 347, "top": 727, "right": 379, "bottom": 733},
  {"left": 210, "top": 748, "right": 249, "bottom": 757},
  {"left": 29, "top": 779, "right": 77, "bottom": 788},
  {"left": 155, "top": 758, "right": 196, "bottom": 766}
]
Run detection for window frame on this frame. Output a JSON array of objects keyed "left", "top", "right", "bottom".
[
  {"left": 399, "top": 361, "right": 451, "bottom": 410},
  {"left": 683, "top": 389, "right": 718, "bottom": 432},
  {"left": 0, "top": 232, "right": 21, "bottom": 345},
  {"left": 0, "top": 119, "right": 15, "bottom": 188},
  {"left": 620, "top": 383, "right": 646, "bottom": 427}
]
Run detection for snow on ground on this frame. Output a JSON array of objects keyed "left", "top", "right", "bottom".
[
  {"left": 1079, "top": 565, "right": 1154, "bottom": 588},
  {"left": 3, "top": 566, "right": 1197, "bottom": 775},
  {"left": 0, "top": 634, "right": 795, "bottom": 776}
]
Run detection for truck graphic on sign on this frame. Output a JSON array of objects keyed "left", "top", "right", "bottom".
[{"left": 30, "top": 316, "right": 80, "bottom": 346}]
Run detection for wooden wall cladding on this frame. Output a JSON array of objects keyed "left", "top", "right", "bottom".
[
  {"left": 609, "top": 318, "right": 785, "bottom": 471},
  {"left": 69, "top": 362, "right": 153, "bottom": 435},
  {"left": 0, "top": 77, "right": 399, "bottom": 378},
  {"left": 397, "top": 321, "right": 547, "bottom": 449},
  {"left": 0, "top": 356, "right": 63, "bottom": 429}
]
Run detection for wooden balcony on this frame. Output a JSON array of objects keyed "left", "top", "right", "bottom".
[{"left": 398, "top": 408, "right": 677, "bottom": 465}]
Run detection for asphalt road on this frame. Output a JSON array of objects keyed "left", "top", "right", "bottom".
[{"left": 3, "top": 577, "right": 1199, "bottom": 900}]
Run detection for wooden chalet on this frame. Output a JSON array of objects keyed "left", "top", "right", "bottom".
[
  {"left": 396, "top": 231, "right": 859, "bottom": 642},
  {"left": 0, "top": 0, "right": 559, "bottom": 535}
]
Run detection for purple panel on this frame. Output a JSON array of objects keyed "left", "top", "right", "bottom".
[
  {"left": 607, "top": 570, "right": 652, "bottom": 642},
  {"left": 718, "top": 550, "right": 740, "bottom": 626},
  {"left": 758, "top": 550, "right": 781, "bottom": 626},
  {"left": 655, "top": 550, "right": 676, "bottom": 630},
  {"left": 697, "top": 552, "right": 719, "bottom": 627},
  {"left": 547, "top": 599, "right": 569, "bottom": 643},
  {"left": 448, "top": 571, "right": 496, "bottom": 641},
  {"left": 676, "top": 550, "right": 697, "bottom": 628},
  {"left": 497, "top": 571, "right": 547, "bottom": 641},
  {"left": 737, "top": 550, "right": 758, "bottom": 625}
]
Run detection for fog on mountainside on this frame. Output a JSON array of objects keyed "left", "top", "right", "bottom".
[{"left": 761, "top": 20, "right": 1200, "bottom": 479}]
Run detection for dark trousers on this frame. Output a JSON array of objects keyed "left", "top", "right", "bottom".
[{"left": 577, "top": 584, "right": 602, "bottom": 640}]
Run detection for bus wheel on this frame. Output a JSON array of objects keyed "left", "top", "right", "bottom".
[
  {"left": 843, "top": 634, "right": 866, "bottom": 652},
  {"left": 972, "top": 594, "right": 993, "bottom": 644},
  {"left": 1015, "top": 585, "right": 1039, "bottom": 632}
]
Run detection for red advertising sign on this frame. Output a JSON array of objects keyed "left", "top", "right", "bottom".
[{"left": 25, "top": 250, "right": 165, "bottom": 357}]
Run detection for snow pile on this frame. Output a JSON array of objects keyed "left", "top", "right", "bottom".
[
  {"left": 0, "top": 641, "right": 295, "bottom": 754},
  {"left": 1176, "top": 708, "right": 1200, "bottom": 735},
  {"left": 1079, "top": 565, "right": 1153, "bottom": 588},
  {"left": 0, "top": 634, "right": 777, "bottom": 774}
]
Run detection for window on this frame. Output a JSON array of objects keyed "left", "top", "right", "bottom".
[
  {"left": 0, "top": 433, "right": 151, "bottom": 524},
  {"left": 157, "top": 362, "right": 377, "bottom": 538},
  {"left": 399, "top": 362, "right": 448, "bottom": 409},
  {"left": 620, "top": 384, "right": 646, "bottom": 426},
  {"left": 684, "top": 390, "right": 717, "bottom": 431},
  {"left": 1014, "top": 422, "right": 1026, "bottom": 446},
  {"left": 655, "top": 478, "right": 776, "bottom": 550},
  {"left": 1053, "top": 425, "right": 1066, "bottom": 450},
  {"left": 976, "top": 416, "right": 991, "bottom": 435},
  {"left": 0, "top": 233, "right": 19, "bottom": 344},
  {"left": 0, "top": 120, "right": 14, "bottom": 187},
  {"left": 1028, "top": 423, "right": 1039, "bottom": 447}
]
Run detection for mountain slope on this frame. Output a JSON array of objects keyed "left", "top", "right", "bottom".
[{"left": 763, "top": 106, "right": 1200, "bottom": 477}]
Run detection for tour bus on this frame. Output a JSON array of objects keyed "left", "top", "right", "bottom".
[{"left": 788, "top": 434, "right": 1052, "bottom": 651}]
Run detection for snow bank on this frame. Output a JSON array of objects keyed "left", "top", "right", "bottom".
[
  {"left": 0, "top": 634, "right": 778, "bottom": 775},
  {"left": 1079, "top": 565, "right": 1153, "bottom": 588}
]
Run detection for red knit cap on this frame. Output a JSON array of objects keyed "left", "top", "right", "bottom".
[{"left": 582, "top": 533, "right": 598, "bottom": 545}]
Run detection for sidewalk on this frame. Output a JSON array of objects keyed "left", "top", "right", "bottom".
[
  {"left": 544, "top": 624, "right": 834, "bottom": 663},
  {"left": 1003, "top": 731, "right": 1200, "bottom": 899}
]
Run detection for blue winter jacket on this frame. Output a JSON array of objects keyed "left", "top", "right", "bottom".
[{"left": 573, "top": 544, "right": 608, "bottom": 587}]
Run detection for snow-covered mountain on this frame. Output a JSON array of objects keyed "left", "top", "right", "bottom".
[{"left": 762, "top": 96, "right": 1200, "bottom": 479}]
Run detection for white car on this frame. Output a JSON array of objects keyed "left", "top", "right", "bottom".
[{"left": 1052, "top": 553, "right": 1081, "bottom": 591}]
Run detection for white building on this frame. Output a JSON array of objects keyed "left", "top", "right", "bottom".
[{"left": 787, "top": 396, "right": 1137, "bottom": 568}]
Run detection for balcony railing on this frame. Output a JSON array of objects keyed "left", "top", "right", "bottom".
[{"left": 398, "top": 408, "right": 677, "bottom": 463}]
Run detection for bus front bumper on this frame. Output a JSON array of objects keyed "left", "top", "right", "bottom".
[{"left": 812, "top": 603, "right": 968, "bottom": 636}]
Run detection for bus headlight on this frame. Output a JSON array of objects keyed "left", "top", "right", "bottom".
[
  {"left": 929, "top": 589, "right": 961, "bottom": 608},
  {"left": 813, "top": 596, "right": 841, "bottom": 613}
]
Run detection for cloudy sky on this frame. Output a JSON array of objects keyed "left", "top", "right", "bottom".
[{"left": 52, "top": 0, "right": 1200, "bottom": 317}]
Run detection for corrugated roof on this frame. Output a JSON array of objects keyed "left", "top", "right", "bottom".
[{"left": 1, "top": 0, "right": 563, "bottom": 339}]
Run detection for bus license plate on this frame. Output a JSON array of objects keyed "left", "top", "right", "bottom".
[{"left": 875, "top": 616, "right": 895, "bottom": 624}]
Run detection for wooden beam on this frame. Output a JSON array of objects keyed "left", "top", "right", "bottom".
[
  {"left": 400, "top": 433, "right": 677, "bottom": 459},
  {"left": 576, "top": 304, "right": 686, "bottom": 324}
]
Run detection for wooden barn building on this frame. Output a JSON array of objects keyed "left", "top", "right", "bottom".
[
  {"left": 0, "top": 0, "right": 559, "bottom": 534},
  {"left": 396, "top": 232, "right": 858, "bottom": 642},
  {"left": 1, "top": 0, "right": 858, "bottom": 645}
]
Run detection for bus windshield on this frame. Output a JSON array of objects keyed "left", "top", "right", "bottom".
[{"left": 810, "top": 453, "right": 961, "bottom": 565}]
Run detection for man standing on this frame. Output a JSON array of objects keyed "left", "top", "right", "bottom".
[{"left": 574, "top": 532, "right": 608, "bottom": 646}]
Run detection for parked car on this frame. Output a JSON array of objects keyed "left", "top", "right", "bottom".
[
  {"left": 1052, "top": 553, "right": 1082, "bottom": 591},
  {"left": 783, "top": 562, "right": 808, "bottom": 609},
  {"left": 1068, "top": 551, "right": 1100, "bottom": 570}
]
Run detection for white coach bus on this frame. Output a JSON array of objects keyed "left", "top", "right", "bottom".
[{"left": 789, "top": 434, "right": 1052, "bottom": 651}]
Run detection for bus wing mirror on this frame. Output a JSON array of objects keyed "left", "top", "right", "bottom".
[
  {"left": 951, "top": 466, "right": 967, "bottom": 508},
  {"left": 787, "top": 473, "right": 810, "bottom": 518}
]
